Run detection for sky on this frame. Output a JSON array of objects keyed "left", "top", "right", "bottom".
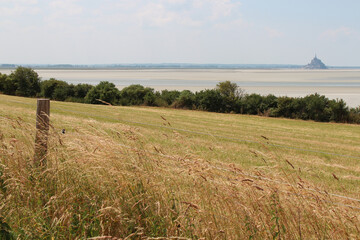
[{"left": 0, "top": 0, "right": 360, "bottom": 66}]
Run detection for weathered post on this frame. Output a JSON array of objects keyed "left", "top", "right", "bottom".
[{"left": 34, "top": 99, "right": 50, "bottom": 167}]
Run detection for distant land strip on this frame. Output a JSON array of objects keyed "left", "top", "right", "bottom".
[{"left": 1, "top": 63, "right": 360, "bottom": 69}]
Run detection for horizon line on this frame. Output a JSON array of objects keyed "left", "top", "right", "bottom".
[{"left": 1, "top": 63, "right": 360, "bottom": 69}]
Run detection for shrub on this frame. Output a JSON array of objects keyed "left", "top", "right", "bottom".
[
  {"left": 243, "top": 93, "right": 264, "bottom": 115},
  {"left": 329, "top": 99, "right": 349, "bottom": 122},
  {"left": 41, "top": 79, "right": 74, "bottom": 101},
  {"left": 119, "top": 85, "right": 155, "bottom": 106},
  {"left": 349, "top": 107, "right": 360, "bottom": 124},
  {"left": 85, "top": 81, "right": 121, "bottom": 105},
  {"left": 172, "top": 90, "right": 195, "bottom": 109},
  {"left": 303, "top": 93, "right": 331, "bottom": 122},
  {"left": 216, "top": 81, "right": 244, "bottom": 112},
  {"left": 0, "top": 73, "right": 7, "bottom": 92},
  {"left": 9, "top": 67, "right": 41, "bottom": 97},
  {"left": 73, "top": 84, "right": 94, "bottom": 99},
  {"left": 160, "top": 90, "right": 181, "bottom": 106},
  {"left": 195, "top": 89, "right": 224, "bottom": 112},
  {"left": 0, "top": 75, "right": 17, "bottom": 95}
]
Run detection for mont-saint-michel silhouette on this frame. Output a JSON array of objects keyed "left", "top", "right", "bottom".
[{"left": 304, "top": 55, "right": 328, "bottom": 69}]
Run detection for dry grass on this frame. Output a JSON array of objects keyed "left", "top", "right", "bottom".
[{"left": 1, "top": 94, "right": 360, "bottom": 239}]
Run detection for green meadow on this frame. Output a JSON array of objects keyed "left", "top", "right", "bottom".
[{"left": 1, "top": 93, "right": 360, "bottom": 239}]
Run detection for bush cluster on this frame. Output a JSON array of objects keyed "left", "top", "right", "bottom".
[
  {"left": 0, "top": 68, "right": 93, "bottom": 103},
  {"left": 1, "top": 67, "right": 359, "bottom": 123}
]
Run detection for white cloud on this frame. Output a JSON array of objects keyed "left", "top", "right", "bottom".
[
  {"left": 211, "top": 0, "right": 240, "bottom": 19},
  {"left": 102, "top": 0, "right": 242, "bottom": 28},
  {"left": 160, "top": 0, "right": 187, "bottom": 4},
  {"left": 178, "top": 17, "right": 203, "bottom": 27},
  {"left": 191, "top": 0, "right": 240, "bottom": 19},
  {"left": 0, "top": 0, "right": 38, "bottom": 4},
  {"left": 0, "top": 4, "right": 40, "bottom": 16},
  {"left": 320, "top": 27, "right": 355, "bottom": 40},
  {"left": 0, "top": 20, "right": 15, "bottom": 29},
  {"left": 0, "top": 6, "right": 24, "bottom": 16},
  {"left": 0, "top": 0, "right": 249, "bottom": 64},
  {"left": 49, "top": 0, "right": 83, "bottom": 16},
  {"left": 214, "top": 19, "right": 246, "bottom": 31},
  {"left": 265, "top": 27, "right": 283, "bottom": 38},
  {"left": 136, "top": 3, "right": 177, "bottom": 27}
]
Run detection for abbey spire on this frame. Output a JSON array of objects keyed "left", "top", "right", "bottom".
[{"left": 304, "top": 55, "right": 327, "bottom": 69}]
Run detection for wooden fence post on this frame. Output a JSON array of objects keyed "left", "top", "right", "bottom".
[{"left": 34, "top": 99, "right": 50, "bottom": 167}]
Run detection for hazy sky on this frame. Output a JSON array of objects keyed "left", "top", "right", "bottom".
[{"left": 1, "top": 0, "right": 360, "bottom": 65}]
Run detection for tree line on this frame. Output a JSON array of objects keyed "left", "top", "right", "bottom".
[{"left": 1, "top": 67, "right": 359, "bottom": 124}]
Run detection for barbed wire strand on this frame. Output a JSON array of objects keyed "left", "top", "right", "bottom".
[
  {"left": 113, "top": 142, "right": 360, "bottom": 210},
  {"left": 46, "top": 105, "right": 360, "bottom": 160}
]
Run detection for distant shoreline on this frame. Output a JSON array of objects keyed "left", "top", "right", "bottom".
[{"left": 1, "top": 64, "right": 360, "bottom": 70}]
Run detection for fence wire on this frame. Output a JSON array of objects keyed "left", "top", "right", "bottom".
[
  {"left": 47, "top": 105, "right": 360, "bottom": 160},
  {"left": 113, "top": 142, "right": 360, "bottom": 210}
]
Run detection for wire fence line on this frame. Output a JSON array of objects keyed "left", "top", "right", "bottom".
[
  {"left": 50, "top": 105, "right": 360, "bottom": 205},
  {"left": 3, "top": 98, "right": 360, "bottom": 208},
  {"left": 112, "top": 141, "right": 360, "bottom": 210},
  {"left": 46, "top": 105, "right": 360, "bottom": 161}
]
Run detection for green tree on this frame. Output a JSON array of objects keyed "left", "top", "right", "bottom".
[
  {"left": 160, "top": 90, "right": 181, "bottom": 106},
  {"left": 273, "top": 96, "right": 294, "bottom": 118},
  {"left": 243, "top": 93, "right": 263, "bottom": 115},
  {"left": 173, "top": 90, "right": 195, "bottom": 109},
  {"left": 238, "top": 94, "right": 278, "bottom": 116},
  {"left": 41, "top": 78, "right": 69, "bottom": 98},
  {"left": 41, "top": 78, "right": 58, "bottom": 98},
  {"left": 329, "top": 99, "right": 349, "bottom": 122},
  {"left": 216, "top": 81, "right": 244, "bottom": 112},
  {"left": 119, "top": 84, "right": 155, "bottom": 106},
  {"left": 195, "top": 89, "right": 224, "bottom": 112},
  {"left": 64, "top": 84, "right": 94, "bottom": 103},
  {"left": 85, "top": 81, "right": 120, "bottom": 105},
  {"left": 143, "top": 91, "right": 157, "bottom": 106},
  {"left": 41, "top": 79, "right": 77, "bottom": 101},
  {"left": 274, "top": 97, "right": 307, "bottom": 119},
  {"left": 303, "top": 93, "right": 331, "bottom": 122},
  {"left": 74, "top": 84, "right": 93, "bottom": 98},
  {"left": 260, "top": 94, "right": 278, "bottom": 114},
  {"left": 9, "top": 67, "right": 41, "bottom": 97},
  {"left": 53, "top": 83, "right": 74, "bottom": 101},
  {"left": 216, "top": 81, "right": 244, "bottom": 100},
  {"left": 349, "top": 107, "right": 360, "bottom": 124},
  {"left": 1, "top": 76, "right": 17, "bottom": 95},
  {"left": 0, "top": 73, "right": 7, "bottom": 92}
]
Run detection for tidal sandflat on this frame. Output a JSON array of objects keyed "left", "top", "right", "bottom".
[{"left": 1, "top": 68, "right": 359, "bottom": 107}]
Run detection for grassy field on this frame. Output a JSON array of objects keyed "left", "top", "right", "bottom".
[{"left": 1, "top": 93, "right": 360, "bottom": 239}]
